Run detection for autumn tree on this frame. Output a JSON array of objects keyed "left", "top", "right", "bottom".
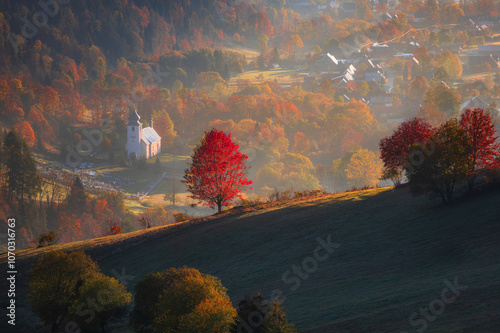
[
  {"left": 408, "top": 76, "right": 428, "bottom": 100},
  {"left": 417, "top": 102, "right": 447, "bottom": 127},
  {"left": 476, "top": 0, "right": 495, "bottom": 16},
  {"left": 379, "top": 118, "right": 434, "bottom": 185},
  {"left": 13, "top": 121, "right": 36, "bottom": 148},
  {"left": 138, "top": 205, "right": 174, "bottom": 227},
  {"left": 442, "top": 3, "right": 465, "bottom": 24},
  {"left": 459, "top": 108, "right": 500, "bottom": 191},
  {"left": 424, "top": 84, "right": 461, "bottom": 117},
  {"left": 194, "top": 72, "right": 230, "bottom": 101},
  {"left": 345, "top": 149, "right": 383, "bottom": 189},
  {"left": 70, "top": 274, "right": 131, "bottom": 331},
  {"left": 406, "top": 119, "right": 469, "bottom": 203},
  {"left": 28, "top": 251, "right": 99, "bottom": 332},
  {"left": 284, "top": 34, "right": 304, "bottom": 60},
  {"left": 131, "top": 267, "right": 236, "bottom": 332},
  {"left": 424, "top": 0, "right": 439, "bottom": 22},
  {"left": 257, "top": 34, "right": 270, "bottom": 67},
  {"left": 183, "top": 129, "right": 252, "bottom": 212},
  {"left": 102, "top": 218, "right": 122, "bottom": 236},
  {"left": 292, "top": 132, "right": 310, "bottom": 154},
  {"left": 28, "top": 251, "right": 131, "bottom": 333},
  {"left": 433, "top": 67, "right": 451, "bottom": 84},
  {"left": 436, "top": 50, "right": 463, "bottom": 78},
  {"left": 153, "top": 111, "right": 177, "bottom": 149}
]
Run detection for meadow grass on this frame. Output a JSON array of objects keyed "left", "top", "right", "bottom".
[{"left": 3, "top": 186, "right": 500, "bottom": 332}]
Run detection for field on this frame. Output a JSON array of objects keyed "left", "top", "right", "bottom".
[
  {"left": 2, "top": 185, "right": 500, "bottom": 332},
  {"left": 230, "top": 68, "right": 302, "bottom": 87},
  {"left": 88, "top": 152, "right": 190, "bottom": 194}
]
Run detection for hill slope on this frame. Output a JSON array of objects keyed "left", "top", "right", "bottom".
[{"left": 3, "top": 186, "right": 500, "bottom": 332}]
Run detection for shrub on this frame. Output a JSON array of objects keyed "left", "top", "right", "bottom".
[
  {"left": 130, "top": 267, "right": 236, "bottom": 332},
  {"left": 173, "top": 211, "right": 195, "bottom": 222},
  {"left": 102, "top": 218, "right": 122, "bottom": 236},
  {"left": 28, "top": 250, "right": 131, "bottom": 333},
  {"left": 70, "top": 274, "right": 132, "bottom": 331},
  {"left": 32, "top": 231, "right": 59, "bottom": 248},
  {"left": 235, "top": 293, "right": 297, "bottom": 333},
  {"left": 28, "top": 251, "right": 99, "bottom": 332}
]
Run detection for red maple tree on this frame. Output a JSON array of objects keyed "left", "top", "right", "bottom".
[
  {"left": 379, "top": 118, "right": 434, "bottom": 182},
  {"left": 459, "top": 108, "right": 500, "bottom": 190},
  {"left": 183, "top": 129, "right": 253, "bottom": 212}
]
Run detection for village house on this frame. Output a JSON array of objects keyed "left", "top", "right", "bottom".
[
  {"left": 478, "top": 44, "right": 500, "bottom": 57},
  {"left": 461, "top": 96, "right": 497, "bottom": 114},
  {"left": 468, "top": 54, "right": 500, "bottom": 70}
]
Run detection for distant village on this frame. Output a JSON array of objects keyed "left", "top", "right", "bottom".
[{"left": 280, "top": 0, "right": 500, "bottom": 126}]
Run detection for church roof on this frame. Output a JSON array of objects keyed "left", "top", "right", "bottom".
[
  {"left": 142, "top": 127, "right": 161, "bottom": 144},
  {"left": 128, "top": 108, "right": 142, "bottom": 126}
]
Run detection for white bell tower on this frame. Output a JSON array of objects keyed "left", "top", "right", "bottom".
[{"left": 127, "top": 108, "right": 143, "bottom": 159}]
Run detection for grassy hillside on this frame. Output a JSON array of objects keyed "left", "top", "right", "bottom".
[{"left": 2, "top": 186, "right": 500, "bottom": 332}]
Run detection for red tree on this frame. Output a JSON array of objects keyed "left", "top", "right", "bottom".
[
  {"left": 459, "top": 108, "right": 500, "bottom": 190},
  {"left": 183, "top": 129, "right": 253, "bottom": 212},
  {"left": 379, "top": 118, "right": 434, "bottom": 181},
  {"left": 102, "top": 218, "right": 122, "bottom": 236}
]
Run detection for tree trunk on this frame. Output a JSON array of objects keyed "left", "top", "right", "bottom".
[
  {"left": 217, "top": 202, "right": 222, "bottom": 213},
  {"left": 468, "top": 177, "right": 475, "bottom": 192}
]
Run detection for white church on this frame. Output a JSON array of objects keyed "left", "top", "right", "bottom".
[{"left": 126, "top": 108, "right": 161, "bottom": 160}]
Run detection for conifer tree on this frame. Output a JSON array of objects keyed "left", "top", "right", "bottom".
[
  {"left": 66, "top": 176, "right": 88, "bottom": 215},
  {"left": 3, "top": 130, "right": 41, "bottom": 203}
]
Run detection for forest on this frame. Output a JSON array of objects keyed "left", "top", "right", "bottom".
[{"left": 2, "top": 0, "right": 500, "bottom": 247}]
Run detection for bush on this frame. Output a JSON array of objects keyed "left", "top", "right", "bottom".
[
  {"left": 28, "top": 251, "right": 99, "bottom": 331},
  {"left": 130, "top": 267, "right": 236, "bottom": 333},
  {"left": 70, "top": 274, "right": 132, "bottom": 331},
  {"left": 102, "top": 218, "right": 122, "bottom": 236},
  {"left": 173, "top": 211, "right": 195, "bottom": 222},
  {"left": 28, "top": 250, "right": 131, "bottom": 332},
  {"left": 32, "top": 231, "right": 59, "bottom": 248},
  {"left": 293, "top": 189, "right": 327, "bottom": 199},
  {"left": 268, "top": 189, "right": 293, "bottom": 202},
  {"left": 234, "top": 293, "right": 297, "bottom": 333},
  {"left": 235, "top": 196, "right": 265, "bottom": 208}
]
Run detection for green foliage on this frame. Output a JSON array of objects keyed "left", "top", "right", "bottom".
[
  {"left": 2, "top": 130, "right": 41, "bottom": 203},
  {"left": 28, "top": 250, "right": 131, "bottom": 332},
  {"left": 66, "top": 176, "right": 88, "bottom": 215},
  {"left": 70, "top": 275, "right": 132, "bottom": 331},
  {"left": 424, "top": 84, "right": 461, "bottom": 117},
  {"left": 28, "top": 251, "right": 100, "bottom": 331},
  {"left": 407, "top": 119, "right": 469, "bottom": 203},
  {"left": 235, "top": 293, "right": 297, "bottom": 333},
  {"left": 130, "top": 272, "right": 166, "bottom": 330}
]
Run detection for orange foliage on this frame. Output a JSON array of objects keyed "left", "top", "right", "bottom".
[{"left": 13, "top": 121, "right": 36, "bottom": 148}]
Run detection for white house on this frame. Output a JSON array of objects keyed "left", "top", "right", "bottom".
[{"left": 126, "top": 109, "right": 161, "bottom": 160}]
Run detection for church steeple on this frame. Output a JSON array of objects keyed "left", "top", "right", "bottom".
[{"left": 127, "top": 108, "right": 142, "bottom": 126}]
